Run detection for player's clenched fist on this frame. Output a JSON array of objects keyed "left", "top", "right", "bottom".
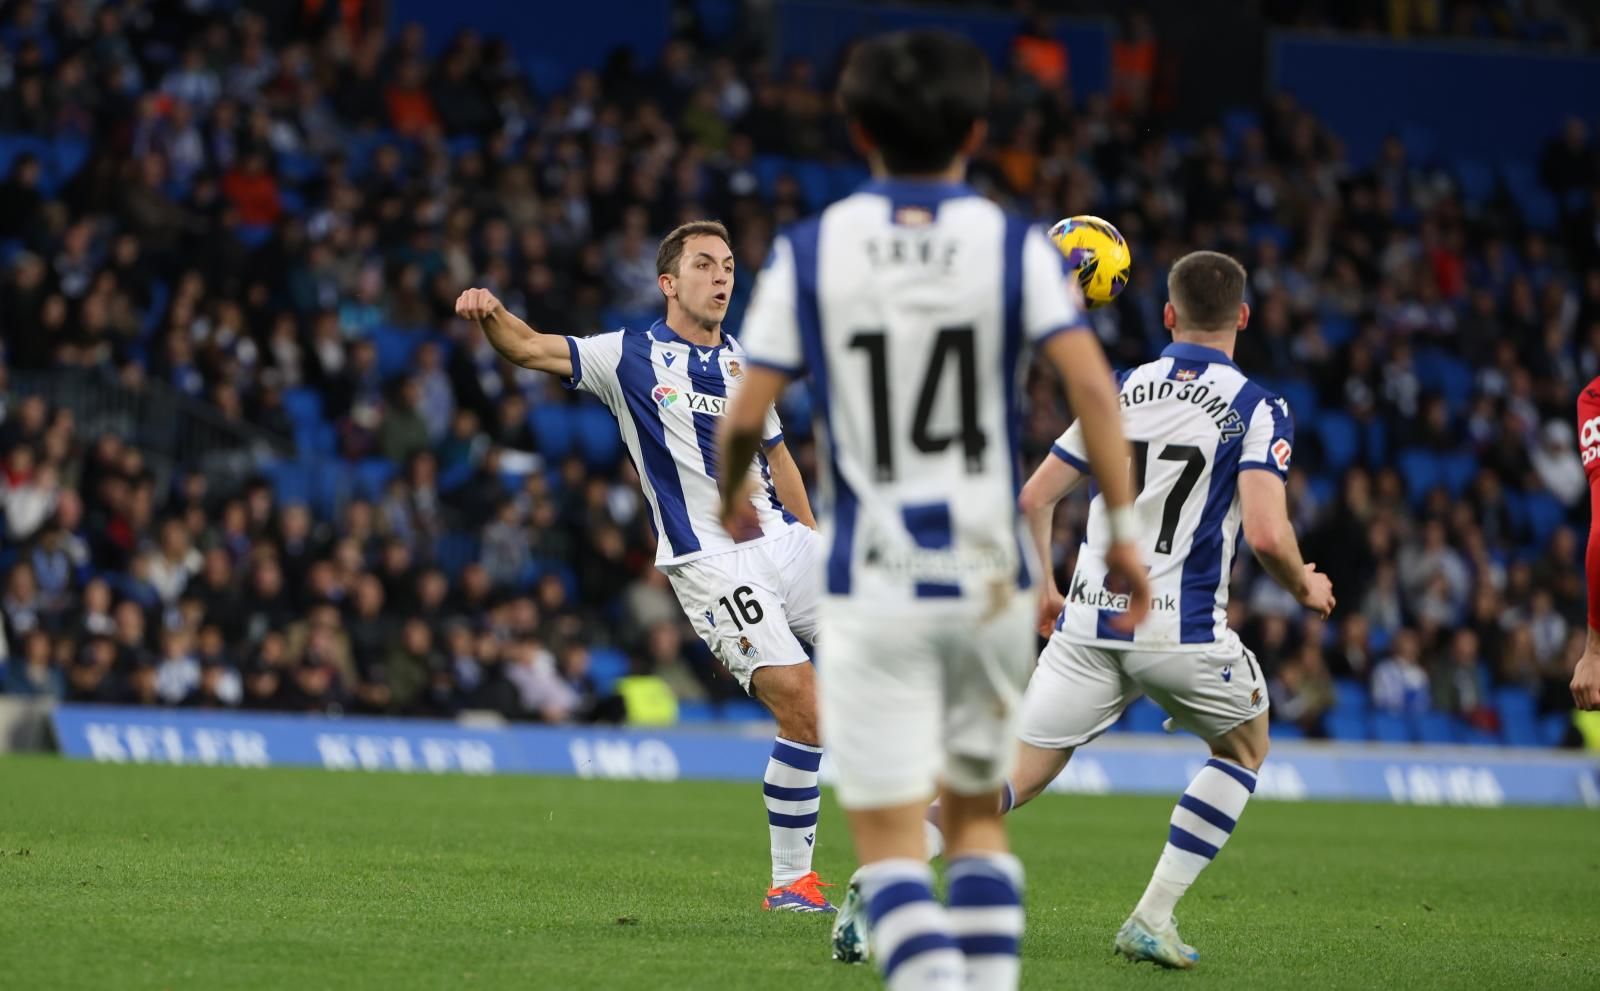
[
  {"left": 1298, "top": 562, "right": 1336, "bottom": 620},
  {"left": 1102, "top": 541, "right": 1152, "bottom": 633},
  {"left": 1572, "top": 650, "right": 1600, "bottom": 710},
  {"left": 455, "top": 288, "right": 503, "bottom": 322}
]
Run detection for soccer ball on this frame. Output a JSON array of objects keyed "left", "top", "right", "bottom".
[{"left": 1048, "top": 215, "right": 1131, "bottom": 309}]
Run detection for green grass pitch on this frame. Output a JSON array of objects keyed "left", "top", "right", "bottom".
[{"left": 1, "top": 755, "right": 1596, "bottom": 989}]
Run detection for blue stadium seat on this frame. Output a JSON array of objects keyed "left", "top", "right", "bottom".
[
  {"left": 1523, "top": 492, "right": 1567, "bottom": 548},
  {"left": 1221, "top": 108, "right": 1260, "bottom": 153},
  {"left": 312, "top": 460, "right": 353, "bottom": 520},
  {"left": 1362, "top": 417, "right": 1389, "bottom": 468},
  {"left": 52, "top": 134, "right": 90, "bottom": 184},
  {"left": 1538, "top": 713, "right": 1570, "bottom": 747},
  {"left": 266, "top": 462, "right": 314, "bottom": 508},
  {"left": 283, "top": 387, "right": 324, "bottom": 429},
  {"left": 529, "top": 404, "right": 577, "bottom": 460},
  {"left": 446, "top": 135, "right": 481, "bottom": 159},
  {"left": 1276, "top": 379, "right": 1317, "bottom": 422},
  {"left": 435, "top": 532, "right": 481, "bottom": 577},
  {"left": 1494, "top": 686, "right": 1536, "bottom": 725},
  {"left": 438, "top": 460, "right": 475, "bottom": 494},
  {"left": 574, "top": 404, "right": 622, "bottom": 468},
  {"left": 1370, "top": 712, "right": 1412, "bottom": 743},
  {"left": 1413, "top": 712, "right": 1460, "bottom": 744},
  {"left": 791, "top": 160, "right": 830, "bottom": 211},
  {"left": 827, "top": 162, "right": 870, "bottom": 202},
  {"left": 1453, "top": 159, "right": 1496, "bottom": 206},
  {"left": 676, "top": 700, "right": 716, "bottom": 724},
  {"left": 1319, "top": 313, "right": 1356, "bottom": 347},
  {"left": 1316, "top": 412, "right": 1359, "bottom": 471},
  {"left": 752, "top": 154, "right": 787, "bottom": 198},
  {"left": 1501, "top": 714, "right": 1538, "bottom": 748},
  {"left": 1333, "top": 678, "right": 1369, "bottom": 716},
  {"left": 1396, "top": 448, "right": 1441, "bottom": 506},
  {"left": 723, "top": 699, "right": 769, "bottom": 723},
  {"left": 276, "top": 151, "right": 322, "bottom": 185},
  {"left": 1440, "top": 452, "right": 1477, "bottom": 497},
  {"left": 1499, "top": 160, "right": 1558, "bottom": 230},
  {"left": 1307, "top": 473, "right": 1337, "bottom": 508},
  {"left": 1399, "top": 123, "right": 1437, "bottom": 166},
  {"left": 1326, "top": 711, "right": 1368, "bottom": 742},
  {"left": 354, "top": 458, "right": 398, "bottom": 500},
  {"left": 139, "top": 280, "right": 170, "bottom": 340},
  {"left": 1272, "top": 723, "right": 1305, "bottom": 741},
  {"left": 372, "top": 326, "right": 422, "bottom": 381},
  {"left": 1248, "top": 222, "right": 1291, "bottom": 252},
  {"left": 588, "top": 648, "right": 630, "bottom": 695},
  {"left": 1461, "top": 727, "right": 1501, "bottom": 747},
  {"left": 236, "top": 224, "right": 274, "bottom": 249},
  {"left": 1125, "top": 697, "right": 1168, "bottom": 734}
]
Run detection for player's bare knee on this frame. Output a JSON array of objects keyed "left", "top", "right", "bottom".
[
  {"left": 752, "top": 664, "right": 820, "bottom": 745},
  {"left": 1210, "top": 716, "right": 1270, "bottom": 772}
]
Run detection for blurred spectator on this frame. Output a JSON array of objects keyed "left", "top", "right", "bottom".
[
  {"left": 1434, "top": 628, "right": 1492, "bottom": 727},
  {"left": 1270, "top": 642, "right": 1335, "bottom": 737},
  {"left": 1372, "top": 630, "right": 1431, "bottom": 716}
]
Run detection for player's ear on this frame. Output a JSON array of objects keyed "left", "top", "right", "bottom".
[
  {"left": 1162, "top": 301, "right": 1177, "bottom": 331},
  {"left": 958, "top": 118, "right": 988, "bottom": 158},
  {"left": 1237, "top": 302, "right": 1250, "bottom": 330},
  {"left": 659, "top": 272, "right": 675, "bottom": 300},
  {"left": 846, "top": 119, "right": 877, "bottom": 162}
]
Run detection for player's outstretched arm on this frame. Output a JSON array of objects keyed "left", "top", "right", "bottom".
[
  {"left": 1239, "top": 469, "right": 1334, "bottom": 619},
  {"left": 1018, "top": 453, "right": 1086, "bottom": 635},
  {"left": 455, "top": 287, "right": 573, "bottom": 377},
  {"left": 764, "top": 440, "right": 817, "bottom": 529},
  {"left": 1040, "top": 331, "right": 1150, "bottom": 630},
  {"left": 717, "top": 364, "right": 790, "bottom": 537},
  {"left": 1573, "top": 454, "right": 1600, "bottom": 709}
]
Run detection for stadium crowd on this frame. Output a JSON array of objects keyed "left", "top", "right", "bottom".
[{"left": 0, "top": 0, "right": 1598, "bottom": 745}]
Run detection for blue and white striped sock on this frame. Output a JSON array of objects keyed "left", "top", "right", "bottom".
[
  {"left": 1135, "top": 758, "right": 1257, "bottom": 925},
  {"left": 947, "top": 853, "right": 1025, "bottom": 991},
  {"left": 859, "top": 858, "right": 964, "bottom": 991},
  {"left": 764, "top": 737, "right": 822, "bottom": 887}
]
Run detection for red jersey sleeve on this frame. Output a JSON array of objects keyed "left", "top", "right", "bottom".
[{"left": 1578, "top": 378, "right": 1600, "bottom": 632}]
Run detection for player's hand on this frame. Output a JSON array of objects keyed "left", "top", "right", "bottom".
[
  {"left": 1298, "top": 562, "right": 1336, "bottom": 619},
  {"left": 1103, "top": 541, "right": 1151, "bottom": 633},
  {"left": 455, "top": 287, "right": 503, "bottom": 322},
  {"left": 719, "top": 483, "right": 761, "bottom": 541},
  {"left": 1036, "top": 583, "right": 1064, "bottom": 638},
  {"left": 1571, "top": 651, "right": 1600, "bottom": 710}
]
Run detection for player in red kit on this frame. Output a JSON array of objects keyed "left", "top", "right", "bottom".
[{"left": 1574, "top": 378, "right": 1600, "bottom": 709}]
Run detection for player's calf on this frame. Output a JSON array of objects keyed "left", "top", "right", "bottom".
[
  {"left": 1128, "top": 715, "right": 1267, "bottom": 935},
  {"left": 924, "top": 743, "right": 1071, "bottom": 860}
]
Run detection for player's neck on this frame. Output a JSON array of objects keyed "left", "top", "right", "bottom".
[
  {"left": 873, "top": 157, "right": 967, "bottom": 185},
  {"left": 1170, "top": 330, "right": 1237, "bottom": 360},
  {"left": 663, "top": 308, "right": 723, "bottom": 348}
]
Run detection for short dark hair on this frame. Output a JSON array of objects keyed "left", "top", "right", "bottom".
[
  {"left": 656, "top": 220, "right": 732, "bottom": 278},
  {"left": 1167, "top": 251, "right": 1248, "bottom": 332},
  {"left": 838, "top": 30, "right": 990, "bottom": 174}
]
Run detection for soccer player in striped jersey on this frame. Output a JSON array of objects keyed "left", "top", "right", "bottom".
[
  {"left": 455, "top": 221, "right": 837, "bottom": 913},
  {"left": 925, "top": 250, "right": 1335, "bottom": 969},
  {"left": 719, "top": 31, "right": 1150, "bottom": 991},
  {"left": 1573, "top": 379, "right": 1600, "bottom": 710}
]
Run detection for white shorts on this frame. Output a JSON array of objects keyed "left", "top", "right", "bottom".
[
  {"left": 1018, "top": 633, "right": 1269, "bottom": 750},
  {"left": 819, "top": 590, "right": 1036, "bottom": 810},
  {"left": 665, "top": 525, "right": 823, "bottom": 694}
]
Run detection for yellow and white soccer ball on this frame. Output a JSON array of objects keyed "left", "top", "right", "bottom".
[{"left": 1048, "top": 215, "right": 1131, "bottom": 309}]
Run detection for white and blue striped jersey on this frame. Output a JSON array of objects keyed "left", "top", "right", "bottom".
[
  {"left": 737, "top": 179, "right": 1089, "bottom": 607},
  {"left": 563, "top": 320, "right": 798, "bottom": 566},
  {"left": 1051, "top": 342, "right": 1294, "bottom": 650}
]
